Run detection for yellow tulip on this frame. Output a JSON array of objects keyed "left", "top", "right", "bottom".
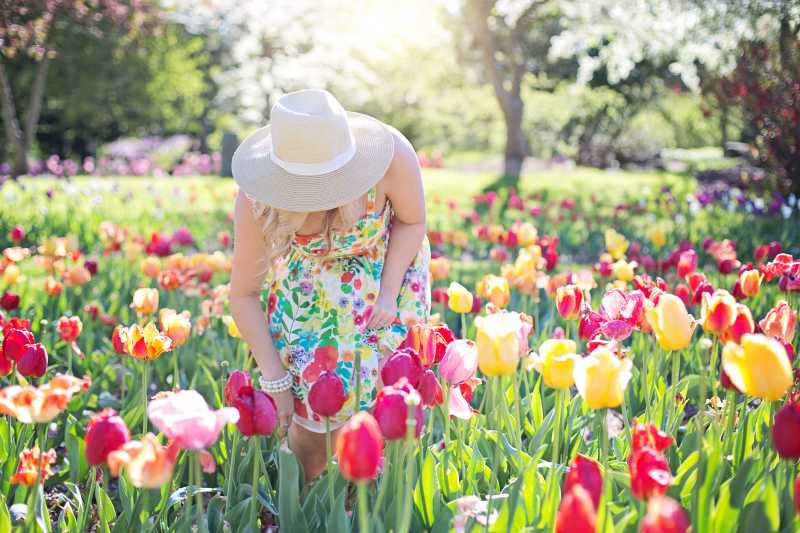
[
  {"left": 574, "top": 346, "right": 633, "bottom": 409},
  {"left": 611, "top": 259, "right": 635, "bottom": 282},
  {"left": 646, "top": 224, "right": 667, "bottom": 248},
  {"left": 645, "top": 294, "right": 695, "bottom": 351},
  {"left": 223, "top": 315, "right": 242, "bottom": 338},
  {"left": 447, "top": 282, "right": 474, "bottom": 314},
  {"left": 722, "top": 334, "right": 792, "bottom": 401},
  {"left": 474, "top": 312, "right": 522, "bottom": 376},
  {"left": 159, "top": 308, "right": 192, "bottom": 347},
  {"left": 514, "top": 222, "right": 538, "bottom": 247},
  {"left": 3, "top": 264, "right": 20, "bottom": 285},
  {"left": 604, "top": 229, "right": 629, "bottom": 260},
  {"left": 529, "top": 339, "right": 578, "bottom": 389},
  {"left": 131, "top": 288, "right": 159, "bottom": 315},
  {"left": 477, "top": 275, "right": 510, "bottom": 308}
]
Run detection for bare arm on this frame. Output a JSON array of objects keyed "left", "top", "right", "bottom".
[
  {"left": 229, "top": 191, "right": 293, "bottom": 431},
  {"left": 366, "top": 130, "right": 426, "bottom": 329}
]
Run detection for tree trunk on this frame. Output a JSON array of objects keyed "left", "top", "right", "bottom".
[
  {"left": 24, "top": 54, "right": 50, "bottom": 154},
  {"left": 502, "top": 93, "right": 526, "bottom": 179},
  {"left": 0, "top": 61, "right": 27, "bottom": 177},
  {"left": 719, "top": 105, "right": 729, "bottom": 150}
]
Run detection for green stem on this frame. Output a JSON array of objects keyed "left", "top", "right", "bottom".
[
  {"left": 671, "top": 351, "right": 680, "bottom": 400},
  {"left": 397, "top": 402, "right": 417, "bottom": 533},
  {"left": 460, "top": 312, "right": 467, "bottom": 338},
  {"left": 641, "top": 349, "right": 649, "bottom": 421},
  {"left": 442, "top": 384, "right": 452, "bottom": 497},
  {"left": 225, "top": 431, "right": 241, "bottom": 513},
  {"left": 694, "top": 348, "right": 708, "bottom": 532},
  {"left": 77, "top": 467, "right": 97, "bottom": 531},
  {"left": 326, "top": 417, "right": 334, "bottom": 510},
  {"left": 26, "top": 424, "right": 47, "bottom": 530},
  {"left": 357, "top": 482, "right": 370, "bottom": 533},
  {"left": 173, "top": 348, "right": 180, "bottom": 388},
  {"left": 355, "top": 349, "right": 362, "bottom": 411},
  {"left": 195, "top": 452, "right": 204, "bottom": 530},
  {"left": 548, "top": 388, "right": 566, "bottom": 529},
  {"left": 724, "top": 389, "right": 736, "bottom": 457},
  {"left": 142, "top": 362, "right": 149, "bottom": 434},
  {"left": 599, "top": 408, "right": 610, "bottom": 533},
  {"left": 249, "top": 438, "right": 261, "bottom": 530},
  {"left": 512, "top": 372, "right": 523, "bottom": 450}
]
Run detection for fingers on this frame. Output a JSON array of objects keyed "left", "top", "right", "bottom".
[
  {"left": 278, "top": 411, "right": 292, "bottom": 435},
  {"left": 366, "top": 307, "right": 393, "bottom": 329}
]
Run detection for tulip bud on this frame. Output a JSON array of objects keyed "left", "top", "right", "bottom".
[
  {"left": 562, "top": 454, "right": 603, "bottom": 509},
  {"left": 336, "top": 412, "right": 383, "bottom": 481},
  {"left": 676, "top": 250, "right": 697, "bottom": 278},
  {"left": 0, "top": 291, "right": 20, "bottom": 311},
  {"left": 645, "top": 294, "right": 695, "bottom": 351},
  {"left": 640, "top": 495, "right": 690, "bottom": 533},
  {"left": 233, "top": 386, "right": 277, "bottom": 436},
  {"left": 447, "top": 282, "right": 474, "bottom": 314},
  {"left": 719, "top": 304, "right": 755, "bottom": 345},
  {"left": 772, "top": 399, "right": 800, "bottom": 459},
  {"left": 308, "top": 371, "right": 346, "bottom": 418},
  {"left": 3, "top": 328, "right": 34, "bottom": 361},
  {"left": 738, "top": 269, "right": 763, "bottom": 298},
  {"left": 85, "top": 408, "right": 131, "bottom": 466},
  {"left": 722, "top": 334, "right": 792, "bottom": 401},
  {"left": 111, "top": 325, "right": 127, "bottom": 354},
  {"left": 530, "top": 339, "right": 578, "bottom": 389},
  {"left": 380, "top": 347, "right": 423, "bottom": 388},
  {"left": 555, "top": 485, "right": 597, "bottom": 533},
  {"left": 17, "top": 343, "right": 47, "bottom": 377},
  {"left": 700, "top": 289, "right": 737, "bottom": 335},
  {"left": 372, "top": 379, "right": 423, "bottom": 440},
  {"left": 574, "top": 346, "right": 633, "bottom": 409},
  {"left": 628, "top": 447, "right": 673, "bottom": 500},
  {"left": 418, "top": 369, "right": 443, "bottom": 407},
  {"left": 439, "top": 339, "right": 478, "bottom": 386},
  {"left": 224, "top": 370, "right": 252, "bottom": 406},
  {"left": 556, "top": 285, "right": 583, "bottom": 320}
]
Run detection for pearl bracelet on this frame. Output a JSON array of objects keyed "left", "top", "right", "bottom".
[{"left": 259, "top": 373, "right": 293, "bottom": 394}]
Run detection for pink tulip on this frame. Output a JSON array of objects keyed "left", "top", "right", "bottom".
[
  {"left": 448, "top": 386, "right": 474, "bottom": 420},
  {"left": 439, "top": 339, "right": 478, "bottom": 385},
  {"left": 147, "top": 390, "right": 239, "bottom": 450}
]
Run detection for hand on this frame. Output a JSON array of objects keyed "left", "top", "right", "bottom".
[
  {"left": 366, "top": 290, "right": 398, "bottom": 329},
  {"left": 271, "top": 389, "right": 294, "bottom": 435}
]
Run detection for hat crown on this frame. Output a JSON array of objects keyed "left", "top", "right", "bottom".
[{"left": 269, "top": 89, "right": 356, "bottom": 174}]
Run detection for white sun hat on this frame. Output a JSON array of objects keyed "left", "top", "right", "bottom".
[{"left": 232, "top": 89, "right": 395, "bottom": 212}]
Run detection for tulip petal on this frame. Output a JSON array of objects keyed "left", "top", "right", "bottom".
[{"left": 448, "top": 387, "right": 473, "bottom": 420}]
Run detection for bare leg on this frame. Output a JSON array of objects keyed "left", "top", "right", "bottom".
[{"left": 288, "top": 422, "right": 343, "bottom": 483}]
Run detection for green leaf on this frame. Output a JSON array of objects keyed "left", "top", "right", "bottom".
[
  {"left": 96, "top": 486, "right": 116, "bottom": 524},
  {"left": 0, "top": 497, "right": 11, "bottom": 533},
  {"left": 328, "top": 489, "right": 349, "bottom": 533},
  {"left": 278, "top": 446, "right": 309, "bottom": 533},
  {"left": 414, "top": 452, "right": 438, "bottom": 527}
]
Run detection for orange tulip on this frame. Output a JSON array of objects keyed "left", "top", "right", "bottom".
[
  {"left": 738, "top": 269, "right": 763, "bottom": 298},
  {"left": 429, "top": 257, "right": 450, "bottom": 281},
  {"left": 477, "top": 274, "right": 510, "bottom": 308},
  {"left": 131, "top": 287, "right": 159, "bottom": 315},
  {"left": 0, "top": 374, "right": 91, "bottom": 423},
  {"left": 159, "top": 309, "right": 191, "bottom": 347},
  {"left": 44, "top": 276, "right": 63, "bottom": 296},
  {"left": 556, "top": 284, "right": 584, "bottom": 320},
  {"left": 700, "top": 289, "right": 737, "bottom": 335},
  {"left": 10, "top": 446, "right": 57, "bottom": 485},
  {"left": 63, "top": 265, "right": 91, "bottom": 286},
  {"left": 141, "top": 257, "right": 161, "bottom": 279},
  {"left": 759, "top": 300, "right": 797, "bottom": 344},
  {"left": 720, "top": 304, "right": 755, "bottom": 344},
  {"left": 107, "top": 433, "right": 178, "bottom": 489},
  {"left": 57, "top": 316, "right": 83, "bottom": 342},
  {"left": 121, "top": 322, "right": 173, "bottom": 360}
]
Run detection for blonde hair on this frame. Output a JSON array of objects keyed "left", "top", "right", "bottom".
[{"left": 247, "top": 194, "right": 363, "bottom": 277}]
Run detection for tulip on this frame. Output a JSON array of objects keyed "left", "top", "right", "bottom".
[
  {"left": 147, "top": 389, "right": 239, "bottom": 450},
  {"left": 645, "top": 294, "right": 695, "bottom": 351},
  {"left": 439, "top": 339, "right": 478, "bottom": 385},
  {"left": 107, "top": 433, "right": 177, "bottom": 489},
  {"left": 3, "top": 328, "right": 34, "bottom": 361},
  {"left": 795, "top": 474, "right": 800, "bottom": 515},
  {"left": 477, "top": 274, "right": 510, "bottom": 308},
  {"left": 400, "top": 322, "right": 455, "bottom": 368},
  {"left": 121, "top": 322, "right": 173, "bottom": 360},
  {"left": 141, "top": 257, "right": 161, "bottom": 279},
  {"left": 700, "top": 289, "right": 737, "bottom": 335},
  {"left": 574, "top": 346, "right": 633, "bottom": 409},
  {"left": 676, "top": 250, "right": 697, "bottom": 278},
  {"left": 57, "top": 316, "right": 82, "bottom": 342},
  {"left": 224, "top": 370, "right": 252, "bottom": 406},
  {"left": 722, "top": 334, "right": 792, "bottom": 401},
  {"left": 9, "top": 225, "right": 25, "bottom": 241},
  {"left": 556, "top": 284, "right": 583, "bottom": 320},
  {"left": 231, "top": 386, "right": 277, "bottom": 436},
  {"left": 759, "top": 300, "right": 797, "bottom": 344},
  {"left": 0, "top": 348, "right": 12, "bottom": 377},
  {"left": 562, "top": 454, "right": 603, "bottom": 509},
  {"left": 631, "top": 420, "right": 674, "bottom": 452},
  {"left": 308, "top": 371, "right": 346, "bottom": 418},
  {"left": 738, "top": 269, "right": 763, "bottom": 298},
  {"left": 447, "top": 282, "right": 474, "bottom": 314},
  {"left": 719, "top": 304, "right": 755, "bottom": 344},
  {"left": 674, "top": 284, "right": 691, "bottom": 306},
  {"left": 0, "top": 291, "right": 19, "bottom": 311},
  {"left": 381, "top": 347, "right": 423, "bottom": 388},
  {"left": 628, "top": 447, "right": 673, "bottom": 500},
  {"left": 111, "top": 325, "right": 127, "bottom": 354},
  {"left": 3, "top": 264, "right": 20, "bottom": 285},
  {"left": 17, "top": 343, "right": 47, "bottom": 378},
  {"left": 605, "top": 228, "right": 629, "bottom": 260},
  {"left": 85, "top": 408, "right": 131, "bottom": 466},
  {"left": 64, "top": 266, "right": 92, "bottom": 286},
  {"left": 0, "top": 374, "right": 91, "bottom": 423},
  {"left": 336, "top": 411, "right": 383, "bottom": 481},
  {"left": 640, "top": 496, "right": 690, "bottom": 533},
  {"left": 474, "top": 311, "right": 527, "bottom": 376},
  {"left": 555, "top": 485, "right": 597, "bottom": 533},
  {"left": 429, "top": 257, "right": 450, "bottom": 281},
  {"left": 772, "top": 398, "right": 800, "bottom": 459},
  {"left": 529, "top": 339, "right": 579, "bottom": 389},
  {"left": 159, "top": 308, "right": 191, "bottom": 347},
  {"left": 131, "top": 287, "right": 159, "bottom": 315},
  {"left": 223, "top": 315, "right": 241, "bottom": 338},
  {"left": 10, "top": 447, "right": 57, "bottom": 485},
  {"left": 44, "top": 276, "right": 63, "bottom": 296},
  {"left": 418, "top": 369, "right": 443, "bottom": 406},
  {"left": 612, "top": 259, "right": 636, "bottom": 282},
  {"left": 372, "top": 379, "right": 423, "bottom": 440}
]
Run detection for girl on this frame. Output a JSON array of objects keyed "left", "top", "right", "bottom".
[{"left": 229, "top": 89, "right": 430, "bottom": 480}]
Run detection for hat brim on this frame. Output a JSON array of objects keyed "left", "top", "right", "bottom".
[{"left": 232, "top": 112, "right": 395, "bottom": 212}]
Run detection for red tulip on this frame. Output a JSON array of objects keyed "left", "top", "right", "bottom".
[
  {"left": 3, "top": 328, "right": 34, "bottom": 361},
  {"left": 336, "top": 412, "right": 383, "bottom": 481},
  {"left": 773, "top": 398, "right": 800, "bottom": 459},
  {"left": 0, "top": 291, "right": 19, "bottom": 311},
  {"left": 9, "top": 225, "right": 25, "bottom": 241},
  {"left": 628, "top": 447, "right": 673, "bottom": 500},
  {"left": 556, "top": 284, "right": 583, "bottom": 320},
  {"left": 232, "top": 386, "right": 277, "bottom": 436},
  {"left": 308, "top": 371, "right": 346, "bottom": 417},
  {"left": 111, "top": 325, "right": 127, "bottom": 354},
  {"left": 0, "top": 346, "right": 13, "bottom": 376},
  {"left": 224, "top": 370, "right": 252, "bottom": 406},
  {"left": 57, "top": 316, "right": 82, "bottom": 342},
  {"left": 556, "top": 485, "right": 597, "bottom": 533},
  {"left": 640, "top": 495, "right": 690, "bottom": 533},
  {"left": 17, "top": 343, "right": 47, "bottom": 377},
  {"left": 795, "top": 474, "right": 800, "bottom": 514},
  {"left": 631, "top": 420, "right": 674, "bottom": 453},
  {"left": 562, "top": 454, "right": 603, "bottom": 509},
  {"left": 400, "top": 323, "right": 455, "bottom": 368},
  {"left": 372, "top": 378, "right": 423, "bottom": 440},
  {"left": 380, "top": 347, "right": 423, "bottom": 388},
  {"left": 676, "top": 250, "right": 697, "bottom": 278},
  {"left": 674, "top": 284, "right": 691, "bottom": 306},
  {"left": 418, "top": 369, "right": 443, "bottom": 406},
  {"left": 720, "top": 304, "right": 755, "bottom": 344},
  {"left": 85, "top": 408, "right": 131, "bottom": 466}
]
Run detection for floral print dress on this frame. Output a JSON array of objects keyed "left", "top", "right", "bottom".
[{"left": 259, "top": 186, "right": 431, "bottom": 432}]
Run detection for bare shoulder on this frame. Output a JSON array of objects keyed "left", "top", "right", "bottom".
[{"left": 384, "top": 126, "right": 421, "bottom": 186}]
